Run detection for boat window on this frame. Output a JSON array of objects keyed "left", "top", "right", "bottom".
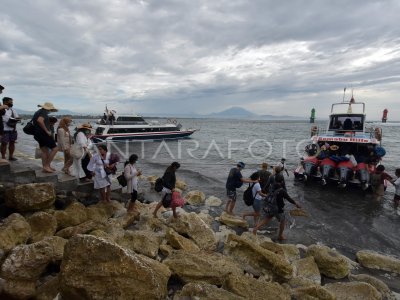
[
  {"left": 117, "top": 116, "right": 146, "bottom": 122},
  {"left": 329, "top": 115, "right": 364, "bottom": 131},
  {"left": 95, "top": 127, "right": 105, "bottom": 135}
]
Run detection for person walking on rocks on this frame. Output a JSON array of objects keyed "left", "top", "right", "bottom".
[
  {"left": 153, "top": 161, "right": 180, "bottom": 218},
  {"left": 124, "top": 154, "right": 142, "bottom": 213},
  {"left": 258, "top": 162, "right": 271, "bottom": 192},
  {"left": 242, "top": 172, "right": 268, "bottom": 225},
  {"left": 253, "top": 182, "right": 301, "bottom": 240},
  {"left": 225, "top": 162, "right": 255, "bottom": 215},
  {"left": 33, "top": 102, "right": 59, "bottom": 173},
  {"left": 57, "top": 116, "right": 73, "bottom": 175},
  {"left": 87, "top": 144, "right": 115, "bottom": 202},
  {"left": 1, "top": 97, "right": 20, "bottom": 161},
  {"left": 72, "top": 123, "right": 93, "bottom": 182}
]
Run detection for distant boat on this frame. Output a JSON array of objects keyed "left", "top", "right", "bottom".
[{"left": 91, "top": 109, "right": 196, "bottom": 142}]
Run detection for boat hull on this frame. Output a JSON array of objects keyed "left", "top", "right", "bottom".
[{"left": 91, "top": 130, "right": 196, "bottom": 143}]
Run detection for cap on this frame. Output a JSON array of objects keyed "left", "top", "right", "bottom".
[{"left": 237, "top": 162, "right": 245, "bottom": 168}]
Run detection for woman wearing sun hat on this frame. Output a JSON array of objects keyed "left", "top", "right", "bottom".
[{"left": 32, "top": 102, "right": 59, "bottom": 173}]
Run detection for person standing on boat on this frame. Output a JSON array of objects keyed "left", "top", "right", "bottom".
[
  {"left": 153, "top": 162, "right": 181, "bottom": 218},
  {"left": 57, "top": 116, "right": 73, "bottom": 175},
  {"left": 124, "top": 154, "right": 142, "bottom": 213},
  {"left": 225, "top": 162, "right": 256, "bottom": 215}
]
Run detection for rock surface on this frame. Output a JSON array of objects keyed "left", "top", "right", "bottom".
[
  {"left": 218, "top": 212, "right": 249, "bottom": 229},
  {"left": 5, "top": 183, "right": 56, "bottom": 211},
  {"left": 292, "top": 256, "right": 321, "bottom": 285},
  {"left": 205, "top": 196, "right": 222, "bottom": 207},
  {"left": 165, "top": 228, "right": 200, "bottom": 252},
  {"left": 116, "top": 230, "right": 163, "bottom": 258},
  {"left": 0, "top": 213, "right": 31, "bottom": 254},
  {"left": 185, "top": 190, "right": 206, "bottom": 205},
  {"left": 349, "top": 273, "right": 395, "bottom": 300},
  {"left": 356, "top": 250, "right": 400, "bottom": 274},
  {"left": 54, "top": 201, "right": 88, "bottom": 230},
  {"left": 27, "top": 212, "right": 57, "bottom": 243},
  {"left": 306, "top": 244, "right": 350, "bottom": 279},
  {"left": 177, "top": 282, "right": 244, "bottom": 300},
  {"left": 60, "top": 234, "right": 171, "bottom": 300},
  {"left": 324, "top": 281, "right": 382, "bottom": 300}
]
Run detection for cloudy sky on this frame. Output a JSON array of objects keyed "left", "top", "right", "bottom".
[{"left": 1, "top": 0, "right": 400, "bottom": 119}]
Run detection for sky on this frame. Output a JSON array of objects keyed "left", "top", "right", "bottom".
[{"left": 1, "top": 0, "right": 400, "bottom": 120}]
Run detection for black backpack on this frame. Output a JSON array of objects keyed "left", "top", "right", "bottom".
[
  {"left": 263, "top": 188, "right": 282, "bottom": 215},
  {"left": 154, "top": 177, "right": 164, "bottom": 192},
  {"left": 243, "top": 183, "right": 256, "bottom": 206}
]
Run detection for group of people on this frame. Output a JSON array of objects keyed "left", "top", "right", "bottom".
[{"left": 225, "top": 161, "right": 301, "bottom": 240}]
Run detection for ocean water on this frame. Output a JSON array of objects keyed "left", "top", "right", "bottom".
[{"left": 15, "top": 118, "right": 400, "bottom": 260}]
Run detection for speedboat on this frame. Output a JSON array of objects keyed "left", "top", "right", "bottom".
[
  {"left": 295, "top": 94, "right": 386, "bottom": 189},
  {"left": 91, "top": 110, "right": 196, "bottom": 143}
]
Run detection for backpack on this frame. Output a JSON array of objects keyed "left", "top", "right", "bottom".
[
  {"left": 154, "top": 177, "right": 164, "bottom": 192},
  {"left": 243, "top": 183, "right": 256, "bottom": 206},
  {"left": 117, "top": 173, "right": 127, "bottom": 187},
  {"left": 370, "top": 173, "right": 382, "bottom": 187},
  {"left": 263, "top": 188, "right": 281, "bottom": 215}
]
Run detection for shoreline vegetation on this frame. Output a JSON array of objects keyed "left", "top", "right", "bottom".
[{"left": 0, "top": 165, "right": 399, "bottom": 299}]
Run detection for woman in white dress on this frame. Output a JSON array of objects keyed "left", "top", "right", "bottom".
[
  {"left": 72, "top": 123, "right": 92, "bottom": 182},
  {"left": 124, "top": 154, "right": 142, "bottom": 212},
  {"left": 87, "top": 144, "right": 115, "bottom": 202},
  {"left": 56, "top": 117, "right": 73, "bottom": 175}
]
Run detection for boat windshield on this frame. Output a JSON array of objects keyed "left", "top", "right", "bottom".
[{"left": 329, "top": 114, "right": 364, "bottom": 131}]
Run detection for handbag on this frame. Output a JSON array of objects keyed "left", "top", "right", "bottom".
[
  {"left": 117, "top": 173, "right": 127, "bottom": 187},
  {"left": 70, "top": 143, "right": 84, "bottom": 159},
  {"left": 23, "top": 121, "right": 35, "bottom": 135}
]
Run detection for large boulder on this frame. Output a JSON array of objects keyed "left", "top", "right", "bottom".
[
  {"left": 218, "top": 212, "right": 249, "bottom": 229},
  {"left": 163, "top": 250, "right": 243, "bottom": 285},
  {"left": 175, "top": 179, "right": 187, "bottom": 191},
  {"left": 0, "top": 213, "right": 31, "bottom": 253},
  {"left": 1, "top": 236, "right": 66, "bottom": 281},
  {"left": 165, "top": 228, "right": 200, "bottom": 252},
  {"left": 116, "top": 230, "right": 163, "bottom": 259},
  {"left": 34, "top": 275, "right": 60, "bottom": 300},
  {"left": 1, "top": 279, "right": 36, "bottom": 300},
  {"left": 27, "top": 212, "right": 57, "bottom": 243},
  {"left": 224, "top": 233, "right": 293, "bottom": 280},
  {"left": 5, "top": 183, "right": 56, "bottom": 211},
  {"left": 291, "top": 285, "right": 335, "bottom": 300},
  {"left": 185, "top": 190, "right": 206, "bottom": 205},
  {"left": 349, "top": 273, "right": 395, "bottom": 300},
  {"left": 356, "top": 250, "right": 400, "bottom": 274},
  {"left": 54, "top": 201, "right": 88, "bottom": 230},
  {"left": 205, "top": 196, "right": 222, "bottom": 207},
  {"left": 55, "top": 220, "right": 100, "bottom": 239},
  {"left": 176, "top": 282, "right": 244, "bottom": 300},
  {"left": 223, "top": 274, "right": 291, "bottom": 300},
  {"left": 60, "top": 234, "right": 171, "bottom": 300},
  {"left": 167, "top": 212, "right": 217, "bottom": 251},
  {"left": 306, "top": 244, "right": 350, "bottom": 279},
  {"left": 324, "top": 282, "right": 382, "bottom": 300},
  {"left": 292, "top": 256, "right": 321, "bottom": 285}
]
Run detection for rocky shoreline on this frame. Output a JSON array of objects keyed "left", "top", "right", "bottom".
[{"left": 0, "top": 174, "right": 399, "bottom": 299}]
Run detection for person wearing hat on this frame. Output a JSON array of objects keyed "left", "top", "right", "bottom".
[
  {"left": 32, "top": 102, "right": 59, "bottom": 173},
  {"left": 258, "top": 162, "right": 271, "bottom": 193},
  {"left": 72, "top": 123, "right": 93, "bottom": 181},
  {"left": 225, "top": 161, "right": 256, "bottom": 215},
  {"left": 1, "top": 97, "right": 20, "bottom": 161}
]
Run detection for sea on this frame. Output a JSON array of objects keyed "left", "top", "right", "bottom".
[{"left": 14, "top": 117, "right": 400, "bottom": 263}]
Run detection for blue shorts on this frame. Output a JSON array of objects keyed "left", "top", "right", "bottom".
[
  {"left": 252, "top": 198, "right": 262, "bottom": 212},
  {"left": 226, "top": 189, "right": 237, "bottom": 201},
  {"left": 1, "top": 130, "right": 17, "bottom": 143}
]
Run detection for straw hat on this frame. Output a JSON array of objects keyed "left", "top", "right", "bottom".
[
  {"left": 38, "top": 102, "right": 58, "bottom": 112},
  {"left": 77, "top": 123, "right": 93, "bottom": 130}
]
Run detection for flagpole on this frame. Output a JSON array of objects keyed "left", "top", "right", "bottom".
[{"left": 342, "top": 87, "right": 346, "bottom": 102}]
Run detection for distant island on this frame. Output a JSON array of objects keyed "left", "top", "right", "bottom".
[{"left": 17, "top": 106, "right": 304, "bottom": 120}]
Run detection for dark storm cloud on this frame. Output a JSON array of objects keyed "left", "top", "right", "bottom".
[{"left": 1, "top": 0, "right": 400, "bottom": 118}]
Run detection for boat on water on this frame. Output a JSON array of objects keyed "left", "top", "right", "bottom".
[
  {"left": 91, "top": 110, "right": 197, "bottom": 143},
  {"left": 295, "top": 95, "right": 386, "bottom": 189}
]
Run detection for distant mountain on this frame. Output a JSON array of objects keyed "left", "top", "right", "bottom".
[
  {"left": 208, "top": 106, "right": 256, "bottom": 118},
  {"left": 17, "top": 108, "right": 88, "bottom": 116}
]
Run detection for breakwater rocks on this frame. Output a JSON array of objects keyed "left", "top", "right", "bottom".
[{"left": 0, "top": 181, "right": 399, "bottom": 299}]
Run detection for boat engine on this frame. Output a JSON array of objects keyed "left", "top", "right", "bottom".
[
  {"left": 320, "top": 158, "right": 336, "bottom": 185},
  {"left": 303, "top": 157, "right": 319, "bottom": 181},
  {"left": 356, "top": 162, "right": 369, "bottom": 190},
  {"left": 337, "top": 160, "right": 355, "bottom": 188}
]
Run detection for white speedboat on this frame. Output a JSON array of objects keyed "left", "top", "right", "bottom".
[{"left": 92, "top": 111, "right": 196, "bottom": 143}]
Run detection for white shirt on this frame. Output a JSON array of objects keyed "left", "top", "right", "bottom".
[
  {"left": 2, "top": 108, "right": 19, "bottom": 131},
  {"left": 75, "top": 132, "right": 89, "bottom": 147},
  {"left": 393, "top": 178, "right": 400, "bottom": 196},
  {"left": 252, "top": 182, "right": 263, "bottom": 201},
  {"left": 124, "top": 163, "right": 139, "bottom": 192}
]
